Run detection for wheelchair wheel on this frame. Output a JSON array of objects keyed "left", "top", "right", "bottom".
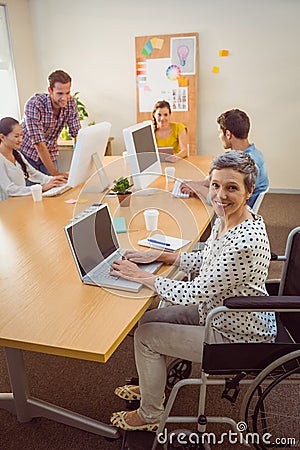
[
  {"left": 166, "top": 359, "right": 192, "bottom": 391},
  {"left": 241, "top": 350, "right": 300, "bottom": 449}
]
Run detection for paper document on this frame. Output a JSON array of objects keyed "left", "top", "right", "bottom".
[{"left": 138, "top": 234, "right": 191, "bottom": 252}]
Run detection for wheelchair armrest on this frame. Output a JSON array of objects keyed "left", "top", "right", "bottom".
[{"left": 224, "top": 296, "right": 300, "bottom": 309}]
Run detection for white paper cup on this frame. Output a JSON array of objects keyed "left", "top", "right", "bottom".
[
  {"left": 143, "top": 209, "right": 159, "bottom": 231},
  {"left": 165, "top": 166, "right": 176, "bottom": 189},
  {"left": 30, "top": 184, "right": 43, "bottom": 202}
]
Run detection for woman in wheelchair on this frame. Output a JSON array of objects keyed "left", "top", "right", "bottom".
[{"left": 110, "top": 151, "right": 276, "bottom": 432}]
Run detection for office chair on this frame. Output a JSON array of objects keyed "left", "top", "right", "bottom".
[{"left": 150, "top": 226, "right": 300, "bottom": 450}]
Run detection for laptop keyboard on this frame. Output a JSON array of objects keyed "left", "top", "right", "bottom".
[
  {"left": 93, "top": 263, "right": 117, "bottom": 280},
  {"left": 171, "top": 179, "right": 190, "bottom": 198},
  {"left": 87, "top": 258, "right": 162, "bottom": 292},
  {"left": 43, "top": 183, "right": 71, "bottom": 197}
]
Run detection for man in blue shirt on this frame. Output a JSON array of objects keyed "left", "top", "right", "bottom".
[{"left": 181, "top": 109, "right": 269, "bottom": 208}]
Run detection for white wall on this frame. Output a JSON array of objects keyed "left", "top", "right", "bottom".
[{"left": 6, "top": 0, "right": 300, "bottom": 190}]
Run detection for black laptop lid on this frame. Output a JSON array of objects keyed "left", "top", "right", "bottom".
[{"left": 65, "top": 204, "right": 119, "bottom": 278}]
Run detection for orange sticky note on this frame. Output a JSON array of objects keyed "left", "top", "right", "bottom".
[
  {"left": 178, "top": 76, "right": 189, "bottom": 87},
  {"left": 212, "top": 66, "right": 220, "bottom": 74},
  {"left": 219, "top": 49, "right": 229, "bottom": 57}
]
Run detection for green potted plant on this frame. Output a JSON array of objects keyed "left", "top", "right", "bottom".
[
  {"left": 60, "top": 92, "right": 94, "bottom": 140},
  {"left": 112, "top": 176, "right": 133, "bottom": 207}
]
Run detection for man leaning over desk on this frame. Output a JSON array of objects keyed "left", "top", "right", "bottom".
[{"left": 20, "top": 69, "right": 81, "bottom": 177}]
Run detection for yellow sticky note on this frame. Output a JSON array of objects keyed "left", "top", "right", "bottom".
[
  {"left": 212, "top": 66, "right": 220, "bottom": 74},
  {"left": 151, "top": 37, "right": 158, "bottom": 48},
  {"left": 219, "top": 49, "right": 229, "bottom": 57}
]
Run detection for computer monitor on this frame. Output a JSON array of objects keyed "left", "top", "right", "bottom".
[
  {"left": 123, "top": 120, "right": 162, "bottom": 190},
  {"left": 68, "top": 121, "right": 111, "bottom": 188}
]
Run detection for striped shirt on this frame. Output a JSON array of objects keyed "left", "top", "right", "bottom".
[{"left": 20, "top": 93, "right": 81, "bottom": 162}]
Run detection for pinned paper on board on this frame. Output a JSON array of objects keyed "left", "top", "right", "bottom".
[
  {"left": 170, "top": 36, "right": 196, "bottom": 75},
  {"left": 212, "top": 66, "right": 220, "bottom": 74},
  {"left": 219, "top": 49, "right": 229, "bottom": 57},
  {"left": 142, "top": 37, "right": 164, "bottom": 56},
  {"left": 152, "top": 37, "right": 164, "bottom": 50},
  {"left": 136, "top": 58, "right": 146, "bottom": 76},
  {"left": 166, "top": 65, "right": 181, "bottom": 80}
]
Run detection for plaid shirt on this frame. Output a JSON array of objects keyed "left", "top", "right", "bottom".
[{"left": 20, "top": 93, "right": 81, "bottom": 162}]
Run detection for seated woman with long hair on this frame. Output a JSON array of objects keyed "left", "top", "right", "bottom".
[
  {"left": 0, "top": 117, "right": 67, "bottom": 201},
  {"left": 152, "top": 100, "right": 188, "bottom": 162}
]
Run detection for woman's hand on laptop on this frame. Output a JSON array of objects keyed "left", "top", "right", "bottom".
[
  {"left": 124, "top": 249, "right": 180, "bottom": 266},
  {"left": 123, "top": 249, "right": 162, "bottom": 264},
  {"left": 110, "top": 259, "right": 156, "bottom": 290}
]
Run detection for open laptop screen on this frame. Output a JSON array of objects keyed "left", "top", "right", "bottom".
[
  {"left": 132, "top": 123, "right": 158, "bottom": 172},
  {"left": 65, "top": 205, "right": 118, "bottom": 278}
]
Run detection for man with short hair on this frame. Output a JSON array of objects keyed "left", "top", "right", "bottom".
[
  {"left": 20, "top": 69, "right": 81, "bottom": 176},
  {"left": 181, "top": 109, "right": 269, "bottom": 208}
]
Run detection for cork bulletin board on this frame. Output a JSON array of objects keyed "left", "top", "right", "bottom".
[{"left": 135, "top": 32, "right": 198, "bottom": 155}]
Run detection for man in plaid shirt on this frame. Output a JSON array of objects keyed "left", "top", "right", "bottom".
[{"left": 20, "top": 70, "right": 81, "bottom": 176}]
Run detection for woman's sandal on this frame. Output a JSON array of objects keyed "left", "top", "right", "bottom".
[
  {"left": 114, "top": 384, "right": 141, "bottom": 401},
  {"left": 110, "top": 410, "right": 159, "bottom": 432},
  {"left": 114, "top": 384, "right": 166, "bottom": 404}
]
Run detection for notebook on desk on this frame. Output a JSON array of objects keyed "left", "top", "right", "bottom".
[{"left": 64, "top": 203, "right": 162, "bottom": 292}]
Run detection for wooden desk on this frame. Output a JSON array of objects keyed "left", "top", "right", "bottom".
[{"left": 0, "top": 155, "right": 213, "bottom": 438}]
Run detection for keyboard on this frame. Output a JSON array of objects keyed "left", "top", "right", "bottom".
[
  {"left": 71, "top": 204, "right": 102, "bottom": 222},
  {"left": 87, "top": 257, "right": 163, "bottom": 292},
  {"left": 171, "top": 179, "right": 190, "bottom": 198},
  {"left": 43, "top": 183, "right": 72, "bottom": 197}
]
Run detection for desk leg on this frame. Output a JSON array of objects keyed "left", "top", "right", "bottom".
[{"left": 1, "top": 348, "right": 120, "bottom": 439}]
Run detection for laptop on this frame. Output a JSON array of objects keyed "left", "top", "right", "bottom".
[
  {"left": 157, "top": 146, "right": 174, "bottom": 162},
  {"left": 64, "top": 203, "right": 162, "bottom": 292}
]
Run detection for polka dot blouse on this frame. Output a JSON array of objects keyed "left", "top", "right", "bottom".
[{"left": 155, "top": 215, "right": 277, "bottom": 343}]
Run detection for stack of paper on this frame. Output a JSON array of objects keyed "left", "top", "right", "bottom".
[{"left": 138, "top": 234, "right": 191, "bottom": 252}]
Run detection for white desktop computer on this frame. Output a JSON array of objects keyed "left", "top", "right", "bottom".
[
  {"left": 123, "top": 120, "right": 162, "bottom": 191},
  {"left": 43, "top": 122, "right": 112, "bottom": 197},
  {"left": 68, "top": 121, "right": 111, "bottom": 190}
]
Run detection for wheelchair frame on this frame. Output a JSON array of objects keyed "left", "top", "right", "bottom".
[
  {"left": 150, "top": 227, "right": 300, "bottom": 450},
  {"left": 152, "top": 302, "right": 300, "bottom": 450}
]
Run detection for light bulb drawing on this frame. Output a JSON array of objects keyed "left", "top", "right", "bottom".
[{"left": 177, "top": 45, "right": 189, "bottom": 66}]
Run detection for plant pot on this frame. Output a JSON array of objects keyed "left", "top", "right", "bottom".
[{"left": 117, "top": 192, "right": 132, "bottom": 207}]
